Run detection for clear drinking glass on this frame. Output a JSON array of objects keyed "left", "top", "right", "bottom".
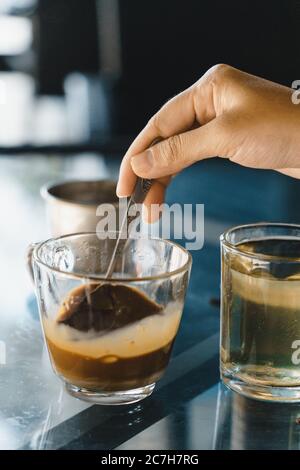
[
  {"left": 31, "top": 232, "right": 192, "bottom": 405},
  {"left": 220, "top": 223, "right": 300, "bottom": 402}
]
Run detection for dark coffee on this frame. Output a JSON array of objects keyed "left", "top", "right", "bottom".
[
  {"left": 56, "top": 283, "right": 163, "bottom": 331},
  {"left": 44, "top": 284, "right": 181, "bottom": 391}
]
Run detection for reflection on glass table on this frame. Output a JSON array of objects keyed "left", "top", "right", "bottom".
[{"left": 119, "top": 384, "right": 300, "bottom": 451}]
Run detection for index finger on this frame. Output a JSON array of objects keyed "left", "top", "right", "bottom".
[{"left": 116, "top": 86, "right": 197, "bottom": 197}]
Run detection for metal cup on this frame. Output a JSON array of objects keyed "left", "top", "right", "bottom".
[
  {"left": 41, "top": 179, "right": 119, "bottom": 237},
  {"left": 27, "top": 179, "right": 119, "bottom": 282}
]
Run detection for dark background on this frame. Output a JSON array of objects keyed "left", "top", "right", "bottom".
[{"left": 1, "top": 0, "right": 300, "bottom": 146}]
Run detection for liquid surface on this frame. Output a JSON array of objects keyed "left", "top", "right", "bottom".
[
  {"left": 44, "top": 284, "right": 182, "bottom": 391},
  {"left": 238, "top": 238, "right": 300, "bottom": 258},
  {"left": 56, "top": 283, "right": 163, "bottom": 331},
  {"left": 221, "top": 238, "right": 300, "bottom": 386}
]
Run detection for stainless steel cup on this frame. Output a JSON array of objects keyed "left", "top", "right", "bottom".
[{"left": 41, "top": 179, "right": 119, "bottom": 237}]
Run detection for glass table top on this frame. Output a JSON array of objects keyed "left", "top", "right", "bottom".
[{"left": 1, "top": 153, "right": 300, "bottom": 450}]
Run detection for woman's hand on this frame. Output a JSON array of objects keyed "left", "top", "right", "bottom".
[{"left": 117, "top": 64, "right": 300, "bottom": 219}]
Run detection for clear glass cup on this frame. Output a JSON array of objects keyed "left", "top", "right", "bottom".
[
  {"left": 31, "top": 232, "right": 192, "bottom": 405},
  {"left": 220, "top": 223, "right": 300, "bottom": 402}
]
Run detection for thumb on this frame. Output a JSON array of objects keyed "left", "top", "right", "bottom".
[{"left": 130, "top": 116, "right": 229, "bottom": 178}]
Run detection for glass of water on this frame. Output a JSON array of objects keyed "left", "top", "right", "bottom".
[{"left": 220, "top": 223, "right": 300, "bottom": 402}]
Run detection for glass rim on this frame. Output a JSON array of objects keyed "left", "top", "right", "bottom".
[
  {"left": 32, "top": 231, "right": 192, "bottom": 282},
  {"left": 220, "top": 222, "right": 300, "bottom": 262}
]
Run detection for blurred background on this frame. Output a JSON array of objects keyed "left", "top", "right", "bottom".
[
  {"left": 0, "top": 0, "right": 299, "bottom": 150},
  {"left": 1, "top": 0, "right": 300, "bottom": 316}
]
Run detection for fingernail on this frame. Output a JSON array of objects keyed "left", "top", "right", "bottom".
[
  {"left": 131, "top": 149, "right": 153, "bottom": 174},
  {"left": 116, "top": 183, "right": 122, "bottom": 197},
  {"left": 116, "top": 184, "right": 129, "bottom": 198}
]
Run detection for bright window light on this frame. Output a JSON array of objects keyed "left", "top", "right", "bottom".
[
  {"left": 0, "top": 15, "right": 32, "bottom": 55},
  {"left": 0, "top": 0, "right": 36, "bottom": 14}
]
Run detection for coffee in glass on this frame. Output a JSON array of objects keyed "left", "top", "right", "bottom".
[{"left": 31, "top": 233, "right": 191, "bottom": 404}]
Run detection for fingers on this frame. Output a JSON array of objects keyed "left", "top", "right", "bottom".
[
  {"left": 116, "top": 87, "right": 198, "bottom": 197},
  {"left": 142, "top": 178, "right": 170, "bottom": 223},
  {"left": 130, "top": 117, "right": 227, "bottom": 179},
  {"left": 116, "top": 64, "right": 232, "bottom": 197}
]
